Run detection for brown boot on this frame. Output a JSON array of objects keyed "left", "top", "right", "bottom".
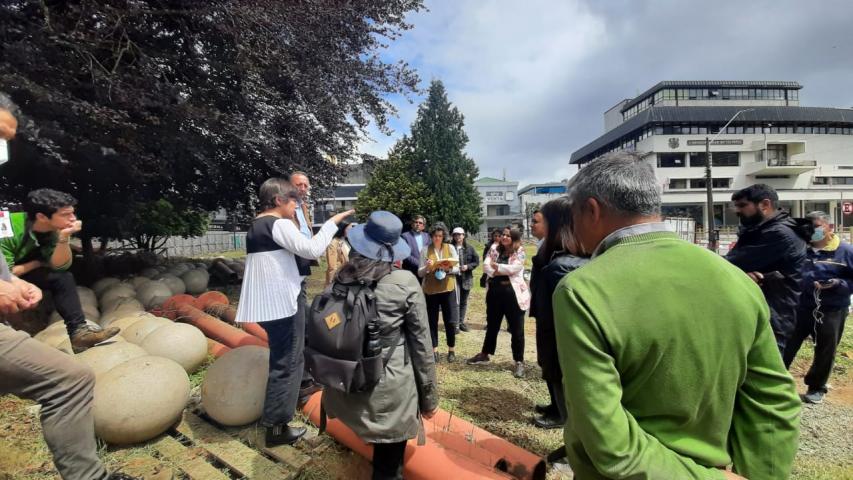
[{"left": 70, "top": 325, "right": 120, "bottom": 354}]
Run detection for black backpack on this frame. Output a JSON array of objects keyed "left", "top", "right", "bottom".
[{"left": 305, "top": 279, "right": 401, "bottom": 394}]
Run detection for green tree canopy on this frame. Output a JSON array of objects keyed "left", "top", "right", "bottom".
[
  {"left": 357, "top": 80, "right": 481, "bottom": 233},
  {"left": 0, "top": 0, "right": 423, "bottom": 252},
  {"left": 354, "top": 142, "right": 435, "bottom": 224}
]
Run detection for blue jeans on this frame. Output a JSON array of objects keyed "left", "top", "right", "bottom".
[{"left": 260, "top": 312, "right": 304, "bottom": 427}]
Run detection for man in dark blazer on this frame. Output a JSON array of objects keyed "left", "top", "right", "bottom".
[{"left": 400, "top": 215, "right": 430, "bottom": 276}]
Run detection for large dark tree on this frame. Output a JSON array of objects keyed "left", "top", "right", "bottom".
[
  {"left": 0, "top": 0, "right": 422, "bottom": 253},
  {"left": 407, "top": 80, "right": 481, "bottom": 233}
]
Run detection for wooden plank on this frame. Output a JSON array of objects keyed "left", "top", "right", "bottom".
[
  {"left": 174, "top": 413, "right": 294, "bottom": 480},
  {"left": 151, "top": 435, "right": 230, "bottom": 480},
  {"left": 230, "top": 425, "right": 311, "bottom": 471}
]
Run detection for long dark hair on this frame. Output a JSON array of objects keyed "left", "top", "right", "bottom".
[
  {"left": 534, "top": 197, "right": 573, "bottom": 265},
  {"left": 497, "top": 226, "right": 522, "bottom": 256}
]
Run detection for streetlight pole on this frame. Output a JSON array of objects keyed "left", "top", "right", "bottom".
[{"left": 704, "top": 108, "right": 754, "bottom": 251}]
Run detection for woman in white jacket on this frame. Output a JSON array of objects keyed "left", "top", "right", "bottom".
[{"left": 235, "top": 177, "right": 352, "bottom": 446}]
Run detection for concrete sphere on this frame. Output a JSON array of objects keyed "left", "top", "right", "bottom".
[
  {"left": 75, "top": 341, "right": 147, "bottom": 378},
  {"left": 122, "top": 317, "right": 172, "bottom": 345},
  {"left": 81, "top": 304, "right": 101, "bottom": 322},
  {"left": 93, "top": 355, "right": 190, "bottom": 445},
  {"left": 169, "top": 263, "right": 192, "bottom": 276},
  {"left": 55, "top": 338, "right": 73, "bottom": 355},
  {"left": 103, "top": 312, "right": 155, "bottom": 331},
  {"left": 154, "top": 274, "right": 186, "bottom": 296},
  {"left": 77, "top": 286, "right": 97, "bottom": 306},
  {"left": 101, "top": 296, "right": 144, "bottom": 315},
  {"left": 136, "top": 281, "right": 174, "bottom": 309},
  {"left": 128, "top": 276, "right": 151, "bottom": 289},
  {"left": 181, "top": 269, "right": 210, "bottom": 295},
  {"left": 141, "top": 323, "right": 208, "bottom": 373},
  {"left": 91, "top": 277, "right": 121, "bottom": 297},
  {"left": 201, "top": 346, "right": 270, "bottom": 426},
  {"left": 99, "top": 284, "right": 136, "bottom": 306},
  {"left": 140, "top": 267, "right": 160, "bottom": 279}
]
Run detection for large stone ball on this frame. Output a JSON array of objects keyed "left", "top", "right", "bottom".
[
  {"left": 154, "top": 274, "right": 186, "bottom": 296},
  {"left": 136, "top": 281, "right": 174, "bottom": 309},
  {"left": 77, "top": 286, "right": 98, "bottom": 306},
  {"left": 139, "top": 267, "right": 160, "bottom": 279},
  {"left": 128, "top": 276, "right": 151, "bottom": 289},
  {"left": 141, "top": 323, "right": 208, "bottom": 373},
  {"left": 103, "top": 311, "right": 156, "bottom": 331},
  {"left": 99, "top": 284, "right": 136, "bottom": 307},
  {"left": 122, "top": 316, "right": 172, "bottom": 345},
  {"left": 201, "top": 346, "right": 269, "bottom": 426},
  {"left": 81, "top": 304, "right": 101, "bottom": 322},
  {"left": 75, "top": 341, "right": 147, "bottom": 378},
  {"left": 94, "top": 355, "right": 190, "bottom": 445},
  {"left": 91, "top": 277, "right": 121, "bottom": 297},
  {"left": 168, "top": 263, "right": 192, "bottom": 276},
  {"left": 180, "top": 269, "right": 210, "bottom": 295},
  {"left": 101, "top": 296, "right": 144, "bottom": 316}
]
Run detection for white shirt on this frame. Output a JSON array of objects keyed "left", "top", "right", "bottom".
[{"left": 235, "top": 218, "right": 336, "bottom": 322}]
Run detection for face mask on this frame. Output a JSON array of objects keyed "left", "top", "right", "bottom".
[
  {"left": 434, "top": 269, "right": 446, "bottom": 281},
  {"left": 0, "top": 139, "right": 8, "bottom": 166},
  {"left": 811, "top": 226, "right": 825, "bottom": 243}
]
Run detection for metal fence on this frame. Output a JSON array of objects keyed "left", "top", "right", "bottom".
[{"left": 161, "top": 231, "right": 246, "bottom": 257}]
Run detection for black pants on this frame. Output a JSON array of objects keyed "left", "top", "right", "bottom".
[
  {"left": 23, "top": 268, "right": 85, "bottom": 336},
  {"left": 783, "top": 305, "right": 847, "bottom": 392},
  {"left": 456, "top": 284, "right": 471, "bottom": 325},
  {"left": 298, "top": 281, "right": 315, "bottom": 388},
  {"left": 426, "top": 291, "right": 457, "bottom": 348},
  {"left": 482, "top": 282, "right": 525, "bottom": 362},
  {"left": 372, "top": 441, "right": 407, "bottom": 480},
  {"left": 259, "top": 313, "right": 303, "bottom": 427},
  {"left": 545, "top": 379, "right": 568, "bottom": 422}
]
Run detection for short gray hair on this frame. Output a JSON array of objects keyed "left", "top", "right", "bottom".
[
  {"left": 567, "top": 151, "right": 661, "bottom": 216},
  {"left": 806, "top": 211, "right": 832, "bottom": 223}
]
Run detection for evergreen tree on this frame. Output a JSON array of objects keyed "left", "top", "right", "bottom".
[
  {"left": 407, "top": 80, "right": 482, "bottom": 233},
  {"left": 354, "top": 139, "right": 435, "bottom": 224}
]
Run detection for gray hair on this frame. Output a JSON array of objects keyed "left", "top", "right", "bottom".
[
  {"left": 806, "top": 211, "right": 832, "bottom": 223},
  {"left": 0, "top": 93, "right": 19, "bottom": 115},
  {"left": 567, "top": 151, "right": 661, "bottom": 216}
]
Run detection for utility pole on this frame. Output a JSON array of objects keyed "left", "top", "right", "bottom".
[{"left": 704, "top": 108, "right": 754, "bottom": 252}]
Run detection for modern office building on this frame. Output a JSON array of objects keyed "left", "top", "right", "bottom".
[
  {"left": 474, "top": 176, "right": 523, "bottom": 237},
  {"left": 517, "top": 182, "right": 568, "bottom": 235},
  {"left": 312, "top": 162, "right": 371, "bottom": 226},
  {"left": 572, "top": 81, "right": 853, "bottom": 228}
]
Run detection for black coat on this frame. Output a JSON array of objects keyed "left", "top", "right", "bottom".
[
  {"left": 530, "top": 251, "right": 588, "bottom": 382},
  {"left": 453, "top": 243, "right": 479, "bottom": 290},
  {"left": 726, "top": 211, "right": 809, "bottom": 344}
]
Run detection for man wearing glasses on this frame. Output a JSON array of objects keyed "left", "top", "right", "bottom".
[{"left": 401, "top": 215, "right": 430, "bottom": 276}]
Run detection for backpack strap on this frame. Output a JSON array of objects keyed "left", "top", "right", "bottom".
[
  {"left": 546, "top": 444, "right": 567, "bottom": 463},
  {"left": 319, "top": 396, "right": 328, "bottom": 436}
]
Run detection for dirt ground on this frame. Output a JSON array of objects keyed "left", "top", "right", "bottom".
[{"left": 2, "top": 244, "right": 853, "bottom": 479}]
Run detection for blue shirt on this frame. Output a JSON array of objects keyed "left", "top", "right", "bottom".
[
  {"left": 415, "top": 232, "right": 425, "bottom": 252},
  {"left": 295, "top": 202, "right": 311, "bottom": 239}
]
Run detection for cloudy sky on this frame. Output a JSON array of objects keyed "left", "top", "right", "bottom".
[{"left": 358, "top": 0, "right": 853, "bottom": 187}]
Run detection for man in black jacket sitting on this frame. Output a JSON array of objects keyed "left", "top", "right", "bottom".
[{"left": 726, "top": 184, "right": 810, "bottom": 354}]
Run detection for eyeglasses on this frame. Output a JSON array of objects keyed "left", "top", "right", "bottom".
[{"left": 414, "top": 221, "right": 424, "bottom": 225}]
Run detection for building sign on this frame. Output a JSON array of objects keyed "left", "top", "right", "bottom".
[
  {"left": 686, "top": 139, "right": 744, "bottom": 146},
  {"left": 484, "top": 191, "right": 505, "bottom": 202},
  {"left": 843, "top": 202, "right": 853, "bottom": 214}
]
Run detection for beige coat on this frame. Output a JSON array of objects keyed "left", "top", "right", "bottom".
[
  {"left": 324, "top": 238, "right": 350, "bottom": 287},
  {"left": 322, "top": 269, "right": 438, "bottom": 443}
]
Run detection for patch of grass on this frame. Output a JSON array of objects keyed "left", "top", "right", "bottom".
[{"left": 791, "top": 456, "right": 853, "bottom": 480}]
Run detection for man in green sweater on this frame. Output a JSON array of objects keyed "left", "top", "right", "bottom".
[{"left": 553, "top": 152, "right": 801, "bottom": 479}]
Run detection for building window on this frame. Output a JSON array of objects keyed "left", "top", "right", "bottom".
[
  {"left": 689, "top": 152, "right": 739, "bottom": 167},
  {"left": 658, "top": 153, "right": 685, "bottom": 168},
  {"left": 813, "top": 177, "right": 828, "bottom": 185},
  {"left": 668, "top": 179, "right": 687, "bottom": 189},
  {"left": 766, "top": 144, "right": 787, "bottom": 165},
  {"left": 831, "top": 177, "right": 853, "bottom": 186},
  {"left": 689, "top": 178, "right": 731, "bottom": 189}
]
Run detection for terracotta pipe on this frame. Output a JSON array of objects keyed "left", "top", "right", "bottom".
[
  {"left": 210, "top": 260, "right": 238, "bottom": 283},
  {"left": 239, "top": 322, "right": 269, "bottom": 343},
  {"left": 194, "top": 291, "right": 269, "bottom": 342},
  {"left": 300, "top": 393, "right": 516, "bottom": 480},
  {"left": 161, "top": 295, "right": 267, "bottom": 349},
  {"left": 207, "top": 338, "right": 231, "bottom": 357}
]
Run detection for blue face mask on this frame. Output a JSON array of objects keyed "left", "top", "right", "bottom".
[
  {"left": 811, "top": 226, "right": 825, "bottom": 243},
  {"left": 434, "top": 269, "right": 446, "bottom": 281}
]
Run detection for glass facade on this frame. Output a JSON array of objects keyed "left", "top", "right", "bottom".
[{"left": 623, "top": 87, "right": 800, "bottom": 120}]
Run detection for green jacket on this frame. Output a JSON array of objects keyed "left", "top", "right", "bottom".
[
  {"left": 0, "top": 212, "right": 70, "bottom": 271},
  {"left": 553, "top": 229, "right": 800, "bottom": 480}
]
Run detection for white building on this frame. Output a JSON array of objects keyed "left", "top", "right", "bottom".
[
  {"left": 474, "top": 176, "right": 523, "bottom": 237},
  {"left": 571, "top": 81, "right": 853, "bottom": 228},
  {"left": 517, "top": 182, "right": 567, "bottom": 236}
]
